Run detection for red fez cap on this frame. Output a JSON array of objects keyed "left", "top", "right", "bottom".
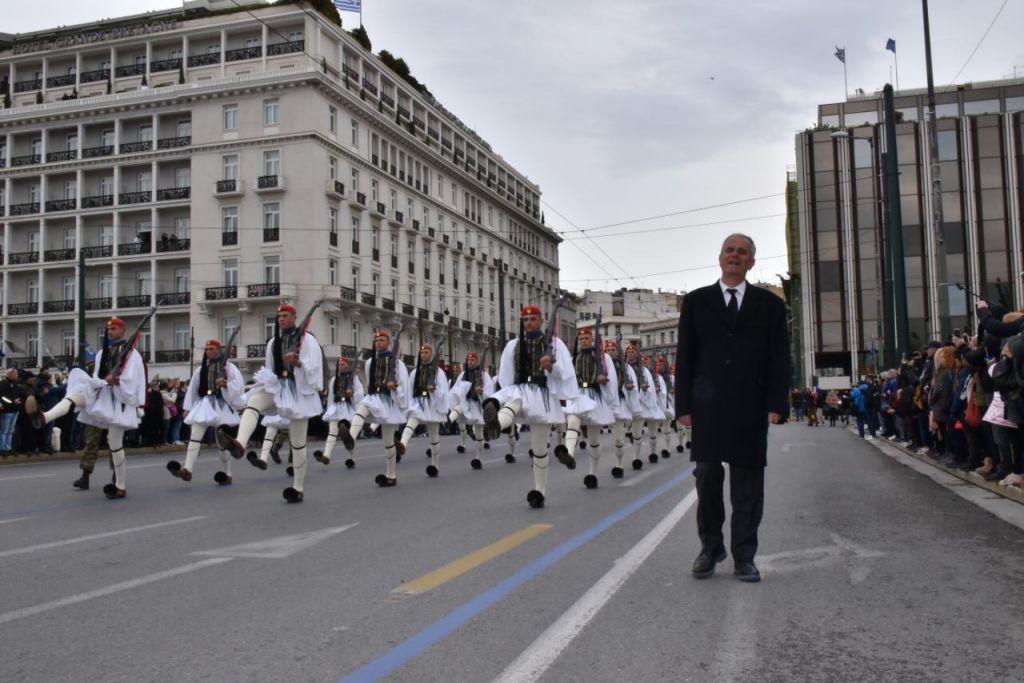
[
  {"left": 205, "top": 339, "right": 222, "bottom": 349},
  {"left": 107, "top": 317, "right": 125, "bottom": 328},
  {"left": 605, "top": 339, "right": 619, "bottom": 347},
  {"left": 521, "top": 305, "right": 542, "bottom": 317},
  {"left": 576, "top": 327, "right": 593, "bottom": 337},
  {"left": 466, "top": 351, "right": 479, "bottom": 360},
  {"left": 420, "top": 343, "right": 433, "bottom": 351},
  {"left": 374, "top": 330, "right": 390, "bottom": 340},
  {"left": 338, "top": 356, "right": 351, "bottom": 365},
  {"left": 641, "top": 354, "right": 651, "bottom": 362},
  {"left": 277, "top": 304, "right": 296, "bottom": 315}
]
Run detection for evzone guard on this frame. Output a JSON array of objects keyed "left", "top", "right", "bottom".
[
  {"left": 626, "top": 345, "right": 658, "bottom": 469},
  {"left": 561, "top": 327, "right": 619, "bottom": 489},
  {"left": 648, "top": 356, "right": 678, "bottom": 460},
  {"left": 167, "top": 338, "right": 245, "bottom": 485},
  {"left": 642, "top": 355, "right": 673, "bottom": 462},
  {"left": 27, "top": 315, "right": 147, "bottom": 499},
  {"left": 447, "top": 351, "right": 495, "bottom": 470},
  {"left": 398, "top": 342, "right": 451, "bottom": 477},
  {"left": 219, "top": 303, "right": 323, "bottom": 503},
  {"left": 483, "top": 304, "right": 581, "bottom": 509},
  {"left": 336, "top": 328, "right": 410, "bottom": 487},
  {"left": 314, "top": 356, "right": 365, "bottom": 468},
  {"left": 603, "top": 339, "right": 639, "bottom": 478}
]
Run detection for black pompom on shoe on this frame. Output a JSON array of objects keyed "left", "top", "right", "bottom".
[
  {"left": 282, "top": 487, "right": 303, "bottom": 503},
  {"left": 583, "top": 474, "right": 598, "bottom": 489},
  {"left": 425, "top": 465, "right": 439, "bottom": 478},
  {"left": 375, "top": 474, "right": 397, "bottom": 487},
  {"left": 313, "top": 450, "right": 329, "bottom": 465},
  {"left": 632, "top": 459, "right": 643, "bottom": 471},
  {"left": 611, "top": 466, "right": 624, "bottom": 479},
  {"left": 103, "top": 484, "right": 126, "bottom": 499},
  {"left": 247, "top": 451, "right": 268, "bottom": 471},
  {"left": 648, "top": 453, "right": 659, "bottom": 464},
  {"left": 527, "top": 490, "right": 545, "bottom": 508},
  {"left": 504, "top": 454, "right": 516, "bottom": 464},
  {"left": 456, "top": 445, "right": 466, "bottom": 454},
  {"left": 285, "top": 466, "right": 294, "bottom": 477},
  {"left": 214, "top": 471, "right": 232, "bottom": 486},
  {"left": 344, "top": 458, "right": 355, "bottom": 469},
  {"left": 166, "top": 460, "right": 182, "bottom": 477}
]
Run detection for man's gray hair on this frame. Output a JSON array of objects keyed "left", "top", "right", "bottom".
[{"left": 721, "top": 233, "right": 756, "bottom": 257}]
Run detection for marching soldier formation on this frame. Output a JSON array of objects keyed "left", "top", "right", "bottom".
[{"left": 33, "top": 301, "right": 689, "bottom": 508}]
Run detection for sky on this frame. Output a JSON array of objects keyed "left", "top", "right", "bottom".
[{"left": 7, "top": 0, "right": 1024, "bottom": 296}]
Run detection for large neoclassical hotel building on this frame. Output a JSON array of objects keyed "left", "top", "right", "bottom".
[{"left": 0, "top": 0, "right": 560, "bottom": 375}]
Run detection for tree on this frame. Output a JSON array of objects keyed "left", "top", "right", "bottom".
[
  {"left": 3, "top": 91, "right": 11, "bottom": 109},
  {"left": 178, "top": 64, "right": 185, "bottom": 85},
  {"left": 35, "top": 91, "right": 43, "bottom": 104},
  {"left": 277, "top": 0, "right": 341, "bottom": 27},
  {"left": 350, "top": 25, "right": 371, "bottom": 52}
]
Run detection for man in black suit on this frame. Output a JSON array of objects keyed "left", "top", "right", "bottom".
[{"left": 675, "top": 233, "right": 790, "bottom": 582}]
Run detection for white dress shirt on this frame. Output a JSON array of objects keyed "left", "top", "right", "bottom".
[{"left": 718, "top": 280, "right": 748, "bottom": 310}]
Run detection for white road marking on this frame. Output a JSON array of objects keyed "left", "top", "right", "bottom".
[
  {"left": 191, "top": 523, "right": 358, "bottom": 559},
  {"left": 0, "top": 472, "right": 57, "bottom": 482},
  {"left": 493, "top": 488, "right": 698, "bottom": 683},
  {"left": 0, "top": 517, "right": 29, "bottom": 525},
  {"left": 756, "top": 533, "right": 885, "bottom": 584},
  {"left": 0, "top": 516, "right": 207, "bottom": 560},
  {"left": 781, "top": 442, "right": 819, "bottom": 453},
  {"left": 0, "top": 557, "right": 234, "bottom": 625}
]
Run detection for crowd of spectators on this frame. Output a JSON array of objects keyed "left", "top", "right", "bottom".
[
  {"left": 790, "top": 304, "right": 1024, "bottom": 490},
  {"left": 0, "top": 368, "right": 189, "bottom": 457}
]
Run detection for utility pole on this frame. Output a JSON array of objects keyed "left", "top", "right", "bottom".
[
  {"left": 883, "top": 84, "right": 910, "bottom": 365},
  {"left": 923, "top": 0, "right": 951, "bottom": 340}
]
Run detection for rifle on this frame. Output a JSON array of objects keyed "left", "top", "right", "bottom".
[
  {"left": 387, "top": 319, "right": 409, "bottom": 387},
  {"left": 112, "top": 304, "right": 159, "bottom": 380},
  {"left": 543, "top": 296, "right": 564, "bottom": 359},
  {"left": 291, "top": 300, "right": 322, "bottom": 355},
  {"left": 218, "top": 325, "right": 241, "bottom": 388},
  {"left": 593, "top": 308, "right": 607, "bottom": 377}
]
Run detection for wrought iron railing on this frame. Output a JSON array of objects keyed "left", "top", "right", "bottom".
[
  {"left": 8, "top": 302, "right": 38, "bottom": 315},
  {"left": 247, "top": 344, "right": 264, "bottom": 358},
  {"left": 8, "top": 251, "right": 39, "bottom": 264},
  {"left": 257, "top": 175, "right": 279, "bottom": 189},
  {"left": 81, "top": 194, "right": 113, "bottom": 208},
  {"left": 205, "top": 286, "right": 237, "bottom": 300},
  {"left": 119, "top": 191, "right": 151, "bottom": 204},
  {"left": 79, "top": 69, "right": 110, "bottom": 83},
  {"left": 149, "top": 58, "right": 182, "bottom": 73},
  {"left": 401, "top": 303, "right": 415, "bottom": 315},
  {"left": 46, "top": 149, "right": 77, "bottom": 162},
  {"left": 247, "top": 283, "right": 280, "bottom": 298},
  {"left": 361, "top": 292, "right": 376, "bottom": 306},
  {"left": 187, "top": 53, "right": 220, "bottom": 67},
  {"left": 10, "top": 203, "right": 40, "bottom": 215},
  {"left": 382, "top": 298, "right": 396, "bottom": 311},
  {"left": 45, "top": 199, "right": 76, "bottom": 212},
  {"left": 114, "top": 63, "right": 146, "bottom": 77},
  {"left": 339, "top": 286, "right": 357, "bottom": 302},
  {"left": 157, "top": 187, "right": 190, "bottom": 200},
  {"left": 222, "top": 231, "right": 238, "bottom": 246},
  {"left": 157, "top": 291, "right": 190, "bottom": 305},
  {"left": 118, "top": 242, "right": 149, "bottom": 256},
  {"left": 119, "top": 140, "right": 152, "bottom": 154},
  {"left": 82, "top": 146, "right": 113, "bottom": 159},
  {"left": 157, "top": 136, "right": 190, "bottom": 149},
  {"left": 46, "top": 74, "right": 76, "bottom": 88},
  {"left": 11, "top": 154, "right": 40, "bottom": 167},
  {"left": 263, "top": 228, "right": 279, "bottom": 242},
  {"left": 268, "top": 40, "right": 303, "bottom": 55},
  {"left": 225, "top": 46, "right": 261, "bottom": 62},
  {"left": 44, "top": 248, "right": 75, "bottom": 262},
  {"left": 14, "top": 79, "right": 42, "bottom": 93},
  {"left": 156, "top": 238, "right": 189, "bottom": 252},
  {"left": 80, "top": 245, "right": 113, "bottom": 258},
  {"left": 117, "top": 295, "right": 151, "bottom": 308},
  {"left": 433, "top": 312, "right": 445, "bottom": 323}
]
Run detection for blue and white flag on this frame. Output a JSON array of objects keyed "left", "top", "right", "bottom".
[
  {"left": 885, "top": 38, "right": 896, "bottom": 53},
  {"left": 834, "top": 46, "right": 846, "bottom": 64},
  {"left": 333, "top": 0, "right": 361, "bottom": 12}
]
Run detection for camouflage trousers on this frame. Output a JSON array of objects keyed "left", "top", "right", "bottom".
[{"left": 78, "top": 424, "right": 111, "bottom": 473}]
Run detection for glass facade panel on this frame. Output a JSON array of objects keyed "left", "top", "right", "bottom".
[
  {"left": 818, "top": 261, "right": 841, "bottom": 292},
  {"left": 937, "top": 130, "right": 957, "bottom": 160}
]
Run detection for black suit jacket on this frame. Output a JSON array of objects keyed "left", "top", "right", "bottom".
[{"left": 674, "top": 282, "right": 790, "bottom": 467}]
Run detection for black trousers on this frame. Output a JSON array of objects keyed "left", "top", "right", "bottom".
[{"left": 694, "top": 461, "right": 764, "bottom": 563}]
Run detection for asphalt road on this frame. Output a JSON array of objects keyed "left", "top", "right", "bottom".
[{"left": 1, "top": 424, "right": 1022, "bottom": 682}]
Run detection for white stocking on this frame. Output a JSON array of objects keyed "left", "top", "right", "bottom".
[
  {"left": 288, "top": 419, "right": 309, "bottom": 492},
  {"left": 565, "top": 414, "right": 582, "bottom": 457},
  {"left": 530, "top": 425, "right": 551, "bottom": 494},
  {"left": 109, "top": 427, "right": 126, "bottom": 490},
  {"left": 612, "top": 421, "right": 626, "bottom": 467},
  {"left": 184, "top": 438, "right": 202, "bottom": 472},
  {"left": 400, "top": 417, "right": 421, "bottom": 447}
]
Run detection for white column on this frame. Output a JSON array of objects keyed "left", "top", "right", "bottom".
[
  {"left": 919, "top": 119, "right": 941, "bottom": 340},
  {"left": 1005, "top": 115, "right": 1023, "bottom": 309},
  {"left": 959, "top": 122, "right": 980, "bottom": 309},
  {"left": 181, "top": 35, "right": 189, "bottom": 80},
  {"left": 151, "top": 160, "right": 158, "bottom": 205},
  {"left": 41, "top": 57, "right": 48, "bottom": 96},
  {"left": 145, "top": 41, "right": 152, "bottom": 81},
  {"left": 262, "top": 24, "right": 268, "bottom": 68},
  {"left": 220, "top": 30, "right": 226, "bottom": 77},
  {"left": 75, "top": 52, "right": 81, "bottom": 90}
]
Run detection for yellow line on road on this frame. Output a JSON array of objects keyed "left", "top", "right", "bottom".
[{"left": 393, "top": 524, "right": 552, "bottom": 595}]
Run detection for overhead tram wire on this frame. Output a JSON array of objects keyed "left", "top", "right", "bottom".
[{"left": 948, "top": 0, "right": 1010, "bottom": 84}]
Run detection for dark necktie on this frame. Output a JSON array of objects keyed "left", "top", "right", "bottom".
[{"left": 727, "top": 288, "right": 739, "bottom": 323}]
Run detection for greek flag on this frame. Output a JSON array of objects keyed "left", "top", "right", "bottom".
[
  {"left": 333, "top": 0, "right": 361, "bottom": 11},
  {"left": 834, "top": 46, "right": 846, "bottom": 64},
  {"left": 886, "top": 38, "right": 896, "bottom": 53}
]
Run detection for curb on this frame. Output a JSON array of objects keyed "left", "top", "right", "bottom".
[
  {"left": 851, "top": 429, "right": 1024, "bottom": 506},
  {"left": 0, "top": 443, "right": 192, "bottom": 466}
]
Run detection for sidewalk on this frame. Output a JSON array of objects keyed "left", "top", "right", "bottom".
[{"left": 853, "top": 428, "right": 1024, "bottom": 506}]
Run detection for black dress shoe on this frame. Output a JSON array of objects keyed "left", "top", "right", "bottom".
[
  {"left": 734, "top": 560, "right": 761, "bottom": 583},
  {"left": 691, "top": 548, "right": 727, "bottom": 579}
]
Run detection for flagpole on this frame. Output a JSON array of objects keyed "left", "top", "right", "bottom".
[
  {"left": 843, "top": 59, "right": 848, "bottom": 100},
  {"left": 894, "top": 53, "right": 900, "bottom": 91}
]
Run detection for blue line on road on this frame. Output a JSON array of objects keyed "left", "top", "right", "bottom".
[{"left": 339, "top": 464, "right": 695, "bottom": 683}]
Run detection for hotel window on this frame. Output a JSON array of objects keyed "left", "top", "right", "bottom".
[
  {"left": 389, "top": 188, "right": 397, "bottom": 210},
  {"left": 63, "top": 228, "right": 76, "bottom": 250},
  {"left": 222, "top": 259, "right": 238, "bottom": 286},
  {"left": 329, "top": 259, "right": 338, "bottom": 285},
  {"left": 351, "top": 168, "right": 360, "bottom": 193},
  {"left": 62, "top": 277, "right": 75, "bottom": 300},
  {"left": 263, "top": 203, "right": 281, "bottom": 231},
  {"left": 222, "top": 206, "right": 239, "bottom": 233},
  {"left": 174, "top": 217, "right": 190, "bottom": 239},
  {"left": 351, "top": 119, "right": 359, "bottom": 147},
  {"left": 264, "top": 255, "right": 280, "bottom": 284},
  {"left": 263, "top": 150, "right": 280, "bottom": 176},
  {"left": 223, "top": 105, "right": 239, "bottom": 130},
  {"left": 329, "top": 207, "right": 338, "bottom": 234},
  {"left": 263, "top": 98, "right": 280, "bottom": 126},
  {"left": 222, "top": 154, "right": 239, "bottom": 180},
  {"left": 174, "top": 269, "right": 189, "bottom": 293},
  {"left": 328, "top": 105, "right": 337, "bottom": 133},
  {"left": 139, "top": 125, "right": 152, "bottom": 142},
  {"left": 174, "top": 324, "right": 189, "bottom": 351},
  {"left": 328, "top": 157, "right": 337, "bottom": 180},
  {"left": 371, "top": 179, "right": 379, "bottom": 202},
  {"left": 329, "top": 316, "right": 338, "bottom": 345},
  {"left": 264, "top": 317, "right": 275, "bottom": 341}
]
